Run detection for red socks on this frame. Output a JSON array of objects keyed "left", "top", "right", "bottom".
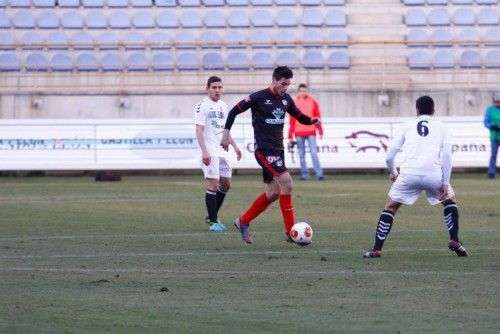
[
  {"left": 240, "top": 192, "right": 271, "bottom": 225},
  {"left": 279, "top": 194, "right": 295, "bottom": 235}
]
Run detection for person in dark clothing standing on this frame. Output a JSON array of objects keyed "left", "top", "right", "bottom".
[{"left": 221, "top": 66, "right": 320, "bottom": 245}]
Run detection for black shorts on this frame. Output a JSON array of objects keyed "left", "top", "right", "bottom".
[{"left": 254, "top": 149, "right": 288, "bottom": 183}]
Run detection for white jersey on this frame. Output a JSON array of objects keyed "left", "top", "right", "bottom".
[
  {"left": 194, "top": 96, "right": 229, "bottom": 158},
  {"left": 391, "top": 115, "right": 451, "bottom": 176}
]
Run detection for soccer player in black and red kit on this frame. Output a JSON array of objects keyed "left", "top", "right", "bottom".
[{"left": 221, "top": 66, "right": 320, "bottom": 245}]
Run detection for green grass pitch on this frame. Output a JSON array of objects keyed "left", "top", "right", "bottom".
[{"left": 0, "top": 173, "right": 499, "bottom": 333}]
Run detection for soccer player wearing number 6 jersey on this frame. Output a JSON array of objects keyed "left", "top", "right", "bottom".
[
  {"left": 364, "top": 96, "right": 468, "bottom": 258},
  {"left": 220, "top": 66, "right": 320, "bottom": 245}
]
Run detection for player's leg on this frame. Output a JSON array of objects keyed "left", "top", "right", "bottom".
[
  {"left": 201, "top": 158, "right": 223, "bottom": 231},
  {"left": 296, "top": 137, "right": 309, "bottom": 180},
  {"left": 307, "top": 136, "right": 323, "bottom": 180},
  {"left": 488, "top": 140, "right": 499, "bottom": 178},
  {"left": 273, "top": 171, "right": 296, "bottom": 238}
]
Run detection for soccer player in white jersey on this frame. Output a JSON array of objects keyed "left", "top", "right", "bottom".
[
  {"left": 195, "top": 76, "right": 242, "bottom": 232},
  {"left": 364, "top": 96, "right": 468, "bottom": 258}
]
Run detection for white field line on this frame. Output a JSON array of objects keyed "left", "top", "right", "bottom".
[
  {"left": 0, "top": 267, "right": 493, "bottom": 276},
  {"left": 0, "top": 247, "right": 497, "bottom": 260},
  {"left": 1, "top": 229, "right": 499, "bottom": 241}
]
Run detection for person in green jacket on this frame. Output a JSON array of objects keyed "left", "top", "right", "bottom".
[{"left": 484, "top": 92, "right": 500, "bottom": 179}]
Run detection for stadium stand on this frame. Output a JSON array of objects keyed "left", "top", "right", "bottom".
[
  {"left": 226, "top": 52, "right": 250, "bottom": 70},
  {"left": 50, "top": 53, "right": 73, "bottom": 71},
  {"left": 460, "top": 49, "right": 481, "bottom": 68},
  {"left": 485, "top": 50, "right": 500, "bottom": 68},
  {"left": 151, "top": 52, "right": 174, "bottom": 70},
  {"left": 204, "top": 10, "right": 226, "bottom": 28},
  {"left": 433, "top": 49, "right": 454, "bottom": 68}
]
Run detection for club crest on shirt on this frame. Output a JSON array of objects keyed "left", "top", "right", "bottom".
[
  {"left": 265, "top": 108, "right": 285, "bottom": 124},
  {"left": 282, "top": 99, "right": 287, "bottom": 106}
]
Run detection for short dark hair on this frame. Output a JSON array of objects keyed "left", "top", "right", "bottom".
[
  {"left": 206, "top": 76, "right": 222, "bottom": 88},
  {"left": 298, "top": 83, "right": 307, "bottom": 89},
  {"left": 416, "top": 96, "right": 434, "bottom": 115},
  {"left": 272, "top": 66, "right": 293, "bottom": 81}
]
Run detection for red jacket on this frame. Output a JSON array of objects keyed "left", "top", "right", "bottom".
[{"left": 288, "top": 95, "right": 324, "bottom": 138}]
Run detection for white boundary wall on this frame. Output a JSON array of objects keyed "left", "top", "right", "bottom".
[{"left": 0, "top": 117, "right": 490, "bottom": 171}]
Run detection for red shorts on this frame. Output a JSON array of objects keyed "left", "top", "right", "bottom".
[{"left": 254, "top": 149, "right": 287, "bottom": 183}]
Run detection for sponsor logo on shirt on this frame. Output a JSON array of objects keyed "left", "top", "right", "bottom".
[
  {"left": 264, "top": 99, "right": 272, "bottom": 105},
  {"left": 265, "top": 108, "right": 285, "bottom": 124}
]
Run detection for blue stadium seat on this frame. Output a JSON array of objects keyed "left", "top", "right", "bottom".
[
  {"left": 303, "top": 50, "right": 324, "bottom": 69},
  {"left": 251, "top": 0, "right": 272, "bottom": 4},
  {"left": 21, "top": 32, "right": 43, "bottom": 49},
  {"left": 106, "top": 0, "right": 128, "bottom": 6},
  {"left": 156, "top": 0, "right": 177, "bottom": 6},
  {"left": 228, "top": 10, "right": 250, "bottom": 27},
  {"left": 61, "top": 11, "right": 84, "bottom": 29},
  {"left": 302, "top": 8, "right": 324, "bottom": 27},
  {"left": 484, "top": 28, "right": 500, "bottom": 47},
  {"left": 202, "top": 52, "right": 224, "bottom": 70},
  {"left": 460, "top": 50, "right": 481, "bottom": 68},
  {"left": 180, "top": 11, "right": 203, "bottom": 28},
  {"left": 405, "top": 9, "right": 426, "bottom": 26},
  {"left": 10, "top": 0, "right": 30, "bottom": 7},
  {"left": 51, "top": 53, "right": 73, "bottom": 71},
  {"left": 0, "top": 0, "right": 6, "bottom": 6},
  {"left": 72, "top": 31, "right": 94, "bottom": 50},
  {"left": 433, "top": 51, "right": 452, "bottom": 69},
  {"left": 226, "top": 52, "right": 250, "bottom": 70},
  {"left": 149, "top": 31, "right": 170, "bottom": 49},
  {"left": 324, "top": 9, "right": 346, "bottom": 26},
  {"left": 82, "top": 0, "right": 105, "bottom": 7},
  {"left": 0, "top": 53, "right": 21, "bottom": 71},
  {"left": 76, "top": 53, "right": 99, "bottom": 71},
  {"left": 205, "top": 10, "right": 226, "bottom": 28},
  {"left": 0, "top": 32, "right": 15, "bottom": 50},
  {"left": 452, "top": 0, "right": 473, "bottom": 4},
  {"left": 323, "top": 0, "right": 345, "bottom": 4},
  {"left": 177, "top": 52, "right": 198, "bottom": 71},
  {"left": 485, "top": 50, "right": 500, "bottom": 68},
  {"left": 0, "top": 12, "right": 9, "bottom": 29},
  {"left": 274, "top": 0, "right": 295, "bottom": 5},
  {"left": 86, "top": 11, "right": 107, "bottom": 29},
  {"left": 101, "top": 53, "right": 124, "bottom": 71},
  {"left": 26, "top": 53, "right": 49, "bottom": 71},
  {"left": 428, "top": 8, "right": 450, "bottom": 26},
  {"left": 408, "top": 50, "right": 431, "bottom": 69},
  {"left": 47, "top": 31, "right": 69, "bottom": 50},
  {"left": 151, "top": 53, "right": 174, "bottom": 71},
  {"left": 174, "top": 31, "right": 197, "bottom": 49},
  {"left": 252, "top": 10, "right": 274, "bottom": 27},
  {"left": 403, "top": 0, "right": 425, "bottom": 4},
  {"left": 97, "top": 31, "right": 119, "bottom": 50},
  {"left": 127, "top": 53, "right": 149, "bottom": 71},
  {"left": 156, "top": 11, "right": 178, "bottom": 28},
  {"left": 226, "top": 0, "right": 248, "bottom": 5},
  {"left": 130, "top": 0, "right": 153, "bottom": 6},
  {"left": 477, "top": 7, "right": 499, "bottom": 25},
  {"left": 250, "top": 0, "right": 273, "bottom": 7},
  {"left": 328, "top": 51, "right": 349, "bottom": 68},
  {"left": 426, "top": 0, "right": 447, "bottom": 4},
  {"left": 458, "top": 29, "right": 480, "bottom": 47},
  {"left": 109, "top": 11, "right": 131, "bottom": 29},
  {"left": 249, "top": 30, "right": 272, "bottom": 48},
  {"left": 274, "top": 30, "right": 297, "bottom": 48},
  {"left": 407, "top": 28, "right": 428, "bottom": 47},
  {"left": 225, "top": 30, "right": 247, "bottom": 48},
  {"left": 453, "top": 8, "right": 475, "bottom": 26},
  {"left": 178, "top": 0, "right": 200, "bottom": 6},
  {"left": 58, "top": 0, "right": 80, "bottom": 7},
  {"left": 203, "top": 0, "right": 224, "bottom": 5},
  {"left": 34, "top": 0, "right": 56, "bottom": 6},
  {"left": 326, "top": 29, "right": 348, "bottom": 47},
  {"left": 124, "top": 31, "right": 146, "bottom": 49},
  {"left": 303, "top": 28, "right": 323, "bottom": 48},
  {"left": 476, "top": 0, "right": 497, "bottom": 4},
  {"left": 275, "top": 9, "right": 298, "bottom": 27},
  {"left": 37, "top": 12, "right": 58, "bottom": 28},
  {"left": 252, "top": 51, "right": 274, "bottom": 69},
  {"left": 431, "top": 28, "right": 452, "bottom": 47},
  {"left": 14, "top": 11, "right": 36, "bottom": 28},
  {"left": 199, "top": 31, "right": 222, "bottom": 49},
  {"left": 132, "top": 11, "right": 155, "bottom": 28},
  {"left": 300, "top": 0, "right": 321, "bottom": 5}
]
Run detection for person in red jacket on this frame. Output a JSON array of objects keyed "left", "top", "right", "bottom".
[{"left": 288, "top": 84, "right": 324, "bottom": 180}]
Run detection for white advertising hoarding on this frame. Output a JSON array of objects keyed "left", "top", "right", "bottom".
[{"left": 0, "top": 117, "right": 490, "bottom": 170}]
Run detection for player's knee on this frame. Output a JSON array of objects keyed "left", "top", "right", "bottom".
[
  {"left": 442, "top": 199, "right": 456, "bottom": 206},
  {"left": 219, "top": 181, "right": 231, "bottom": 192}
]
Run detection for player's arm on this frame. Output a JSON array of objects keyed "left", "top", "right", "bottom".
[
  {"left": 288, "top": 98, "right": 319, "bottom": 125},
  {"left": 221, "top": 96, "right": 252, "bottom": 151},
  {"left": 386, "top": 125, "right": 405, "bottom": 181},
  {"left": 228, "top": 134, "right": 242, "bottom": 161},
  {"left": 195, "top": 125, "right": 211, "bottom": 166},
  {"left": 440, "top": 129, "right": 453, "bottom": 200}
]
